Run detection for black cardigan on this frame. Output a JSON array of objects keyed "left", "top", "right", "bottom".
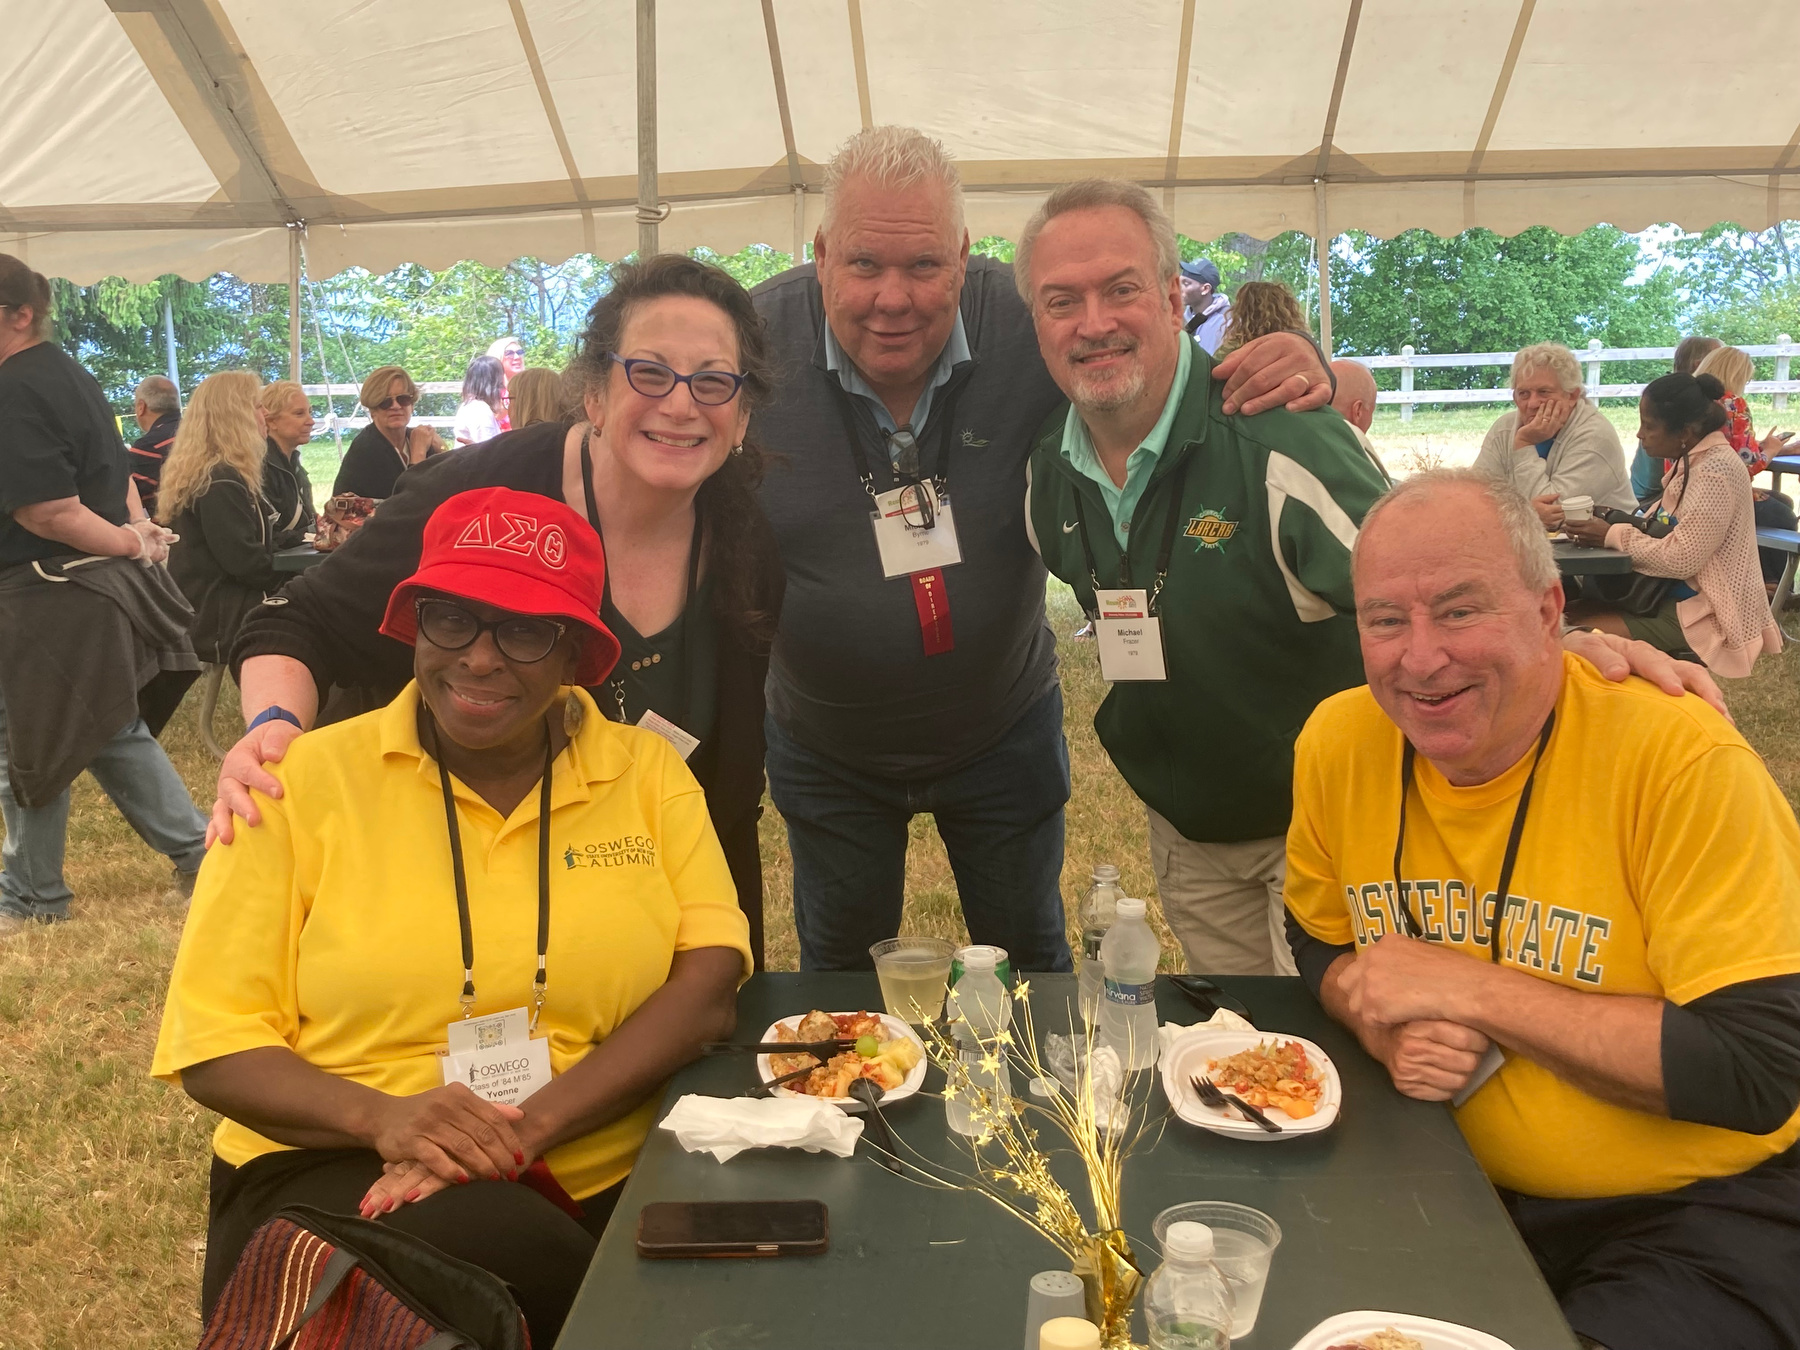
[
  {"left": 167, "top": 463, "right": 280, "bottom": 665},
  {"left": 234, "top": 421, "right": 782, "bottom": 968}
]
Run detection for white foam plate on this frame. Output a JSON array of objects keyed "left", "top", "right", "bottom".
[
  {"left": 1288, "top": 1310, "right": 1515, "bottom": 1350},
  {"left": 1161, "top": 1026, "right": 1341, "bottom": 1141},
  {"left": 756, "top": 1012, "right": 928, "bottom": 1113}
]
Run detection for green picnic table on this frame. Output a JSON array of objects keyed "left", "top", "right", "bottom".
[
  {"left": 556, "top": 973, "right": 1577, "bottom": 1350},
  {"left": 1552, "top": 538, "right": 1633, "bottom": 576},
  {"left": 273, "top": 543, "right": 328, "bottom": 573}
]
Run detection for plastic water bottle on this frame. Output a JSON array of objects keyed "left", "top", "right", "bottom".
[
  {"left": 1099, "top": 896, "right": 1160, "bottom": 1070},
  {"left": 946, "top": 945, "right": 1013, "bottom": 1137},
  {"left": 1145, "top": 1222, "right": 1234, "bottom": 1350},
  {"left": 1077, "top": 864, "right": 1126, "bottom": 1028}
]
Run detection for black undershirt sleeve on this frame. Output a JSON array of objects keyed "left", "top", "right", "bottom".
[
  {"left": 1286, "top": 909, "right": 1355, "bottom": 1000},
  {"left": 1662, "top": 973, "right": 1800, "bottom": 1135}
]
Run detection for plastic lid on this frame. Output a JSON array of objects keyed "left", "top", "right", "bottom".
[
  {"left": 959, "top": 945, "right": 999, "bottom": 971},
  {"left": 1115, "top": 896, "right": 1146, "bottom": 920},
  {"left": 1164, "top": 1221, "right": 1215, "bottom": 1259},
  {"left": 1030, "top": 1270, "right": 1084, "bottom": 1297},
  {"left": 1038, "top": 1316, "right": 1103, "bottom": 1350},
  {"left": 1092, "top": 863, "right": 1121, "bottom": 881}
]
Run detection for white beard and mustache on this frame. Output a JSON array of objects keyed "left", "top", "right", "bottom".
[{"left": 1064, "top": 337, "right": 1146, "bottom": 414}]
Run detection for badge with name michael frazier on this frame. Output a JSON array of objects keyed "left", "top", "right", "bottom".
[
  {"left": 1094, "top": 588, "right": 1168, "bottom": 682},
  {"left": 441, "top": 1005, "right": 552, "bottom": 1107},
  {"left": 636, "top": 708, "right": 700, "bottom": 761},
  {"left": 869, "top": 481, "right": 962, "bottom": 580}
]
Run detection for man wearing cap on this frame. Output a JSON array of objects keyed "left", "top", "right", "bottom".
[
  {"left": 156, "top": 486, "right": 750, "bottom": 1347},
  {"left": 1179, "top": 259, "right": 1231, "bottom": 355}
]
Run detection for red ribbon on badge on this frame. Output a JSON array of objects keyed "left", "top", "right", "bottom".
[{"left": 911, "top": 568, "right": 954, "bottom": 656}]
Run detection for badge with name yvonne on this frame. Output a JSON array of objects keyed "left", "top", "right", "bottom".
[
  {"left": 1095, "top": 588, "right": 1167, "bottom": 682},
  {"left": 636, "top": 708, "right": 700, "bottom": 761},
  {"left": 441, "top": 1005, "right": 552, "bottom": 1106},
  {"left": 869, "top": 482, "right": 962, "bottom": 580}
]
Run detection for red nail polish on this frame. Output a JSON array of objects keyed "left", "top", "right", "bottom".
[
  {"left": 457, "top": 1173, "right": 469, "bottom": 1185},
  {"left": 514, "top": 1150, "right": 525, "bottom": 1165},
  {"left": 406, "top": 1189, "right": 421, "bottom": 1202},
  {"left": 506, "top": 1168, "right": 517, "bottom": 1182}
]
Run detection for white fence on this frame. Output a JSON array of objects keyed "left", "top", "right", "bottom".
[
  {"left": 1354, "top": 337, "right": 1800, "bottom": 420},
  {"left": 301, "top": 380, "right": 463, "bottom": 435}
]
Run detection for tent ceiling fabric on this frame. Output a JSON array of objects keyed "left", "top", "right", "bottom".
[{"left": 5, "top": 0, "right": 1800, "bottom": 283}]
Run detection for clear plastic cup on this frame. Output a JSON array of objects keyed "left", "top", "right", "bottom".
[
  {"left": 1151, "top": 1202, "right": 1282, "bottom": 1336},
  {"left": 869, "top": 936, "right": 955, "bottom": 1025}
]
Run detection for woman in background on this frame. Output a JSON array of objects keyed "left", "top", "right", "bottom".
[
  {"left": 332, "top": 365, "right": 443, "bottom": 500},
  {"left": 1215, "top": 280, "right": 1310, "bottom": 357},
  {"left": 161, "top": 371, "right": 281, "bottom": 665},
  {"left": 256, "top": 380, "right": 316, "bottom": 548},
  {"left": 1693, "top": 344, "right": 1798, "bottom": 583},
  {"left": 488, "top": 336, "right": 526, "bottom": 429},
  {"left": 454, "top": 355, "right": 506, "bottom": 446},
  {"left": 508, "top": 367, "right": 567, "bottom": 429}
]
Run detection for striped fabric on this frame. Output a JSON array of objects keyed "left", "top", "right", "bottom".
[{"left": 198, "top": 1214, "right": 498, "bottom": 1350}]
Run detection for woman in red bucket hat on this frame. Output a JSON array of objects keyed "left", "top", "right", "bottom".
[
  {"left": 215, "top": 254, "right": 783, "bottom": 967},
  {"left": 152, "top": 485, "right": 752, "bottom": 1345}
]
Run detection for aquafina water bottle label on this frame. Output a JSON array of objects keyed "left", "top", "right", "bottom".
[{"left": 1103, "top": 976, "right": 1155, "bottom": 1006}]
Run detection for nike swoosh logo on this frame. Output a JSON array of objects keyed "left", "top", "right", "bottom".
[{"left": 1062, "top": 521, "right": 1079, "bottom": 533}]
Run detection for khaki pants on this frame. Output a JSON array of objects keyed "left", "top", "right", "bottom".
[{"left": 1148, "top": 808, "right": 1298, "bottom": 976}]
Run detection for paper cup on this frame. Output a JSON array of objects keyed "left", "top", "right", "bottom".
[{"left": 1562, "top": 495, "right": 1593, "bottom": 522}]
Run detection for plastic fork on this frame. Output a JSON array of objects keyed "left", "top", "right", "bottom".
[{"left": 1189, "top": 1075, "right": 1282, "bottom": 1133}]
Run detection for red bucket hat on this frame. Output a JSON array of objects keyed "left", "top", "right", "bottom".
[{"left": 380, "top": 487, "right": 620, "bottom": 686}]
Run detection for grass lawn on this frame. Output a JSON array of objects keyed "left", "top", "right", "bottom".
[{"left": 3, "top": 583, "right": 1799, "bottom": 1346}]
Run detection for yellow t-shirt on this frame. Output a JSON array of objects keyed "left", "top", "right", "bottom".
[
  {"left": 152, "top": 685, "right": 751, "bottom": 1200},
  {"left": 1286, "top": 652, "right": 1800, "bottom": 1199}
]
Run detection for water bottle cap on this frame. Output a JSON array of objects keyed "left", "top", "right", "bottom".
[
  {"left": 1115, "top": 896, "right": 1146, "bottom": 920},
  {"left": 1092, "top": 863, "right": 1120, "bottom": 881},
  {"left": 1164, "top": 1221, "right": 1215, "bottom": 1259},
  {"left": 959, "top": 944, "right": 999, "bottom": 971}
]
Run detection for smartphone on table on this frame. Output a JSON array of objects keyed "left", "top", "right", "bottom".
[{"left": 635, "top": 1199, "right": 829, "bottom": 1258}]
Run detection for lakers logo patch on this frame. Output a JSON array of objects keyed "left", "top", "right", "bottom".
[{"left": 1184, "top": 508, "right": 1238, "bottom": 551}]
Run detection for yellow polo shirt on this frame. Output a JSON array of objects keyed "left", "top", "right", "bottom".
[
  {"left": 152, "top": 685, "right": 751, "bottom": 1200},
  {"left": 1286, "top": 653, "right": 1800, "bottom": 1199}
]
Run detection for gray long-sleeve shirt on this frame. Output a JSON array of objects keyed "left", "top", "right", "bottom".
[
  {"left": 1473, "top": 397, "right": 1635, "bottom": 514},
  {"left": 750, "top": 258, "right": 1064, "bottom": 778}
]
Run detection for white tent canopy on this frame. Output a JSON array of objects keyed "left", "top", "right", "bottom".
[{"left": 6, "top": 0, "right": 1800, "bottom": 291}]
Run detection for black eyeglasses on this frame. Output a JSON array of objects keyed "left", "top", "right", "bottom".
[
  {"left": 415, "top": 598, "right": 566, "bottom": 663},
  {"left": 372, "top": 394, "right": 417, "bottom": 411},
  {"left": 608, "top": 355, "right": 745, "bottom": 406},
  {"left": 886, "top": 427, "right": 936, "bottom": 530}
]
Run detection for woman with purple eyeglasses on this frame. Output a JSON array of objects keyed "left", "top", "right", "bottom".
[{"left": 217, "top": 257, "right": 783, "bottom": 968}]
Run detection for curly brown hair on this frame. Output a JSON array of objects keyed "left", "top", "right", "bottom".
[
  {"left": 1216, "top": 280, "right": 1310, "bottom": 356},
  {"left": 567, "top": 255, "right": 776, "bottom": 646}
]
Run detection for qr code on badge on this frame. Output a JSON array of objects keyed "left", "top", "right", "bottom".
[{"left": 476, "top": 1021, "right": 506, "bottom": 1050}]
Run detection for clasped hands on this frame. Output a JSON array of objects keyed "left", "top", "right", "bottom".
[
  {"left": 126, "top": 517, "right": 178, "bottom": 565},
  {"left": 356, "top": 1081, "right": 539, "bottom": 1220},
  {"left": 1336, "top": 934, "right": 1495, "bottom": 1104}
]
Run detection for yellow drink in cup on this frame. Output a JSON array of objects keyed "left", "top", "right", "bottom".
[{"left": 870, "top": 937, "right": 956, "bottom": 1026}]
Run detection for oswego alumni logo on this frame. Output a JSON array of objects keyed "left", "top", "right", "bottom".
[
  {"left": 1184, "top": 507, "right": 1238, "bottom": 550},
  {"left": 564, "top": 836, "right": 658, "bottom": 869},
  {"left": 453, "top": 511, "right": 569, "bottom": 569}
]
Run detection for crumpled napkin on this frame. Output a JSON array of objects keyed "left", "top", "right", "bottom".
[
  {"left": 1156, "top": 1005, "right": 1257, "bottom": 1072},
  {"left": 658, "top": 1093, "right": 865, "bottom": 1163}
]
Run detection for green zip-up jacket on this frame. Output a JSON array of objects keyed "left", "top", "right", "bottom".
[{"left": 1027, "top": 350, "right": 1388, "bottom": 843}]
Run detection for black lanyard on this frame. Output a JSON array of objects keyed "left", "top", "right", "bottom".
[
  {"left": 579, "top": 428, "right": 702, "bottom": 728},
  {"left": 830, "top": 374, "right": 967, "bottom": 508},
  {"left": 1071, "top": 453, "right": 1192, "bottom": 616},
  {"left": 429, "top": 715, "right": 554, "bottom": 1029},
  {"left": 1392, "top": 712, "right": 1555, "bottom": 963}
]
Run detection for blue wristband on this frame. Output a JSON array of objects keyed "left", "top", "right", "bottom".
[{"left": 247, "top": 705, "right": 303, "bottom": 733}]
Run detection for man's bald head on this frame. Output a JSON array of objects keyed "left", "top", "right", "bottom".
[{"left": 1330, "top": 359, "right": 1376, "bottom": 432}]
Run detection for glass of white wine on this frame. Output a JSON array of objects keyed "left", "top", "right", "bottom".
[{"left": 869, "top": 936, "right": 956, "bottom": 1027}]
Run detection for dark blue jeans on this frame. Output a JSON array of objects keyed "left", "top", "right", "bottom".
[{"left": 766, "top": 687, "right": 1073, "bottom": 973}]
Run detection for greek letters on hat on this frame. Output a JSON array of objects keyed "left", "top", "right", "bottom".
[{"left": 453, "top": 510, "right": 569, "bottom": 570}]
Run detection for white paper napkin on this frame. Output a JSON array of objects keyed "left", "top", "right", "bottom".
[
  {"left": 658, "top": 1093, "right": 865, "bottom": 1163},
  {"left": 1156, "top": 1006, "right": 1256, "bottom": 1072}
]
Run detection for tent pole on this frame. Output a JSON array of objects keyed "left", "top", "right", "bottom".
[
  {"left": 636, "top": 0, "right": 659, "bottom": 257},
  {"left": 793, "top": 185, "right": 807, "bottom": 264},
  {"left": 1314, "top": 179, "right": 1333, "bottom": 356},
  {"left": 162, "top": 297, "right": 182, "bottom": 406},
  {"left": 287, "top": 226, "right": 302, "bottom": 383}
]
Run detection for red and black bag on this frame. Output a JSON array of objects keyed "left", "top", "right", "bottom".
[{"left": 197, "top": 1205, "right": 530, "bottom": 1350}]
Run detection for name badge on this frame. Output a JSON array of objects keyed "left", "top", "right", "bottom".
[
  {"left": 441, "top": 1004, "right": 552, "bottom": 1106},
  {"left": 637, "top": 708, "right": 700, "bottom": 761},
  {"left": 870, "top": 483, "right": 962, "bottom": 580},
  {"left": 1094, "top": 588, "right": 1167, "bottom": 682}
]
